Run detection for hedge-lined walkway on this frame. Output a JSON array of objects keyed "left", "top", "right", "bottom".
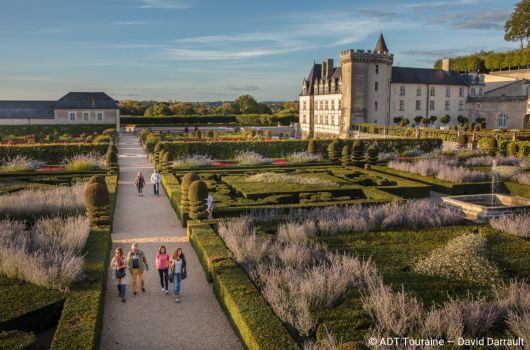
[{"left": 101, "top": 134, "right": 241, "bottom": 349}]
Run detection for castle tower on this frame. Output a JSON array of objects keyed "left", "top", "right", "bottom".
[{"left": 339, "top": 33, "right": 393, "bottom": 138}]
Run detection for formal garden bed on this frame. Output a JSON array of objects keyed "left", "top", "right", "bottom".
[
  {"left": 187, "top": 200, "right": 530, "bottom": 349},
  {"left": 0, "top": 170, "right": 118, "bottom": 350},
  {"left": 0, "top": 125, "right": 115, "bottom": 145}
]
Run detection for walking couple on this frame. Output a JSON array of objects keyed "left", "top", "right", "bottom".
[
  {"left": 135, "top": 169, "right": 161, "bottom": 196},
  {"left": 111, "top": 243, "right": 187, "bottom": 303}
]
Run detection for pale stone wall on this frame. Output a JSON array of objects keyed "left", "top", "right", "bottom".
[
  {"left": 390, "top": 83, "right": 467, "bottom": 127},
  {"left": 299, "top": 95, "right": 313, "bottom": 138},
  {"left": 0, "top": 109, "right": 118, "bottom": 126},
  {"left": 466, "top": 97, "right": 529, "bottom": 129},
  {"left": 313, "top": 93, "right": 341, "bottom": 136}
]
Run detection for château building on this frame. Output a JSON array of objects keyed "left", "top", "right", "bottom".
[{"left": 299, "top": 33, "right": 530, "bottom": 138}]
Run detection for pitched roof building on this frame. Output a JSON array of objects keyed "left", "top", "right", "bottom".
[
  {"left": 299, "top": 33, "right": 529, "bottom": 138},
  {"left": 0, "top": 92, "right": 120, "bottom": 128}
]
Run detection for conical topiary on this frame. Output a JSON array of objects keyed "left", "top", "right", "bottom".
[
  {"left": 308, "top": 139, "right": 316, "bottom": 155},
  {"left": 365, "top": 144, "right": 379, "bottom": 165},
  {"left": 162, "top": 151, "right": 172, "bottom": 173},
  {"left": 188, "top": 180, "right": 209, "bottom": 220},
  {"left": 327, "top": 141, "right": 339, "bottom": 162},
  {"left": 106, "top": 143, "right": 118, "bottom": 167},
  {"left": 351, "top": 140, "right": 364, "bottom": 165},
  {"left": 485, "top": 137, "right": 497, "bottom": 156},
  {"left": 180, "top": 172, "right": 201, "bottom": 212},
  {"left": 341, "top": 145, "right": 351, "bottom": 166},
  {"left": 508, "top": 142, "right": 519, "bottom": 157},
  {"left": 84, "top": 182, "right": 110, "bottom": 225}
]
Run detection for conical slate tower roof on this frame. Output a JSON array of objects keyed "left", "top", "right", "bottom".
[{"left": 374, "top": 32, "right": 389, "bottom": 53}]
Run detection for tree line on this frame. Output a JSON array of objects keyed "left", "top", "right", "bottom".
[
  {"left": 118, "top": 95, "right": 298, "bottom": 117},
  {"left": 434, "top": 0, "right": 530, "bottom": 72}
]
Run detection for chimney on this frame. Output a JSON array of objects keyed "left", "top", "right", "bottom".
[
  {"left": 441, "top": 58, "right": 452, "bottom": 72},
  {"left": 91, "top": 98, "right": 96, "bottom": 107}
]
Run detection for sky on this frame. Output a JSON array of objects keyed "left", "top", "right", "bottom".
[{"left": 0, "top": 0, "right": 521, "bottom": 102}]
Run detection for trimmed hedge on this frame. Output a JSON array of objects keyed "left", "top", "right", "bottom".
[
  {"left": 161, "top": 138, "right": 442, "bottom": 159},
  {"left": 188, "top": 223, "right": 299, "bottom": 350},
  {"left": 0, "top": 125, "right": 115, "bottom": 138},
  {"left": 122, "top": 114, "right": 297, "bottom": 126},
  {"left": 0, "top": 143, "right": 109, "bottom": 164},
  {"left": 371, "top": 165, "right": 492, "bottom": 195},
  {"left": 50, "top": 175, "right": 117, "bottom": 350},
  {"left": 503, "top": 181, "right": 530, "bottom": 199},
  {"left": 0, "top": 330, "right": 36, "bottom": 350}
]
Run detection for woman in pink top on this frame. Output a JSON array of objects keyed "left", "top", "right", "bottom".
[{"left": 156, "top": 246, "right": 170, "bottom": 294}]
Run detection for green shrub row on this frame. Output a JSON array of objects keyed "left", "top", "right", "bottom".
[
  {"left": 0, "top": 125, "right": 115, "bottom": 138},
  {"left": 502, "top": 182, "right": 530, "bottom": 199},
  {"left": 188, "top": 223, "right": 299, "bottom": 350},
  {"left": 50, "top": 175, "right": 118, "bottom": 350},
  {"left": 433, "top": 49, "right": 530, "bottom": 72},
  {"left": 356, "top": 123, "right": 530, "bottom": 144},
  {"left": 122, "top": 114, "right": 297, "bottom": 126},
  {"left": 371, "top": 165, "right": 492, "bottom": 195},
  {"left": 498, "top": 140, "right": 530, "bottom": 157},
  {"left": 0, "top": 330, "right": 36, "bottom": 350},
  {"left": 0, "top": 143, "right": 109, "bottom": 163},
  {"left": 161, "top": 138, "right": 442, "bottom": 159}
]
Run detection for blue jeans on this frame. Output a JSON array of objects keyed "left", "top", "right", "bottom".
[
  {"left": 118, "top": 284, "right": 126, "bottom": 298},
  {"left": 173, "top": 273, "right": 181, "bottom": 296}
]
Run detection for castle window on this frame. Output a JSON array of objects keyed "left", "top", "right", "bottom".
[
  {"left": 376, "top": 65, "right": 379, "bottom": 74},
  {"left": 430, "top": 87, "right": 435, "bottom": 96},
  {"left": 69, "top": 112, "right": 76, "bottom": 121},
  {"left": 416, "top": 100, "right": 421, "bottom": 111},
  {"left": 479, "top": 88, "right": 483, "bottom": 95},
  {"left": 496, "top": 113, "right": 507, "bottom": 128},
  {"left": 458, "top": 101, "right": 464, "bottom": 111},
  {"left": 302, "top": 115, "right": 306, "bottom": 124},
  {"left": 399, "top": 86, "right": 405, "bottom": 96},
  {"left": 338, "top": 100, "right": 341, "bottom": 109},
  {"left": 97, "top": 112, "right": 103, "bottom": 121},
  {"left": 446, "top": 87, "right": 451, "bottom": 97},
  {"left": 331, "top": 100, "right": 335, "bottom": 110},
  {"left": 445, "top": 100, "right": 450, "bottom": 111},
  {"left": 459, "top": 87, "right": 464, "bottom": 97},
  {"left": 83, "top": 112, "right": 89, "bottom": 121},
  {"left": 471, "top": 87, "right": 476, "bottom": 96},
  {"left": 416, "top": 86, "right": 422, "bottom": 96},
  {"left": 302, "top": 101, "right": 306, "bottom": 109},
  {"left": 325, "top": 116, "right": 329, "bottom": 125},
  {"left": 374, "top": 101, "right": 378, "bottom": 111},
  {"left": 399, "top": 100, "right": 405, "bottom": 111},
  {"left": 375, "top": 82, "right": 379, "bottom": 91},
  {"left": 429, "top": 100, "right": 435, "bottom": 111}
]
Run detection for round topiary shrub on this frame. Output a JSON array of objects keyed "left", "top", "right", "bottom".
[
  {"left": 508, "top": 142, "right": 519, "bottom": 157},
  {"left": 456, "top": 133, "right": 468, "bottom": 147},
  {"left": 308, "top": 139, "right": 316, "bottom": 154},
  {"left": 84, "top": 182, "right": 110, "bottom": 224},
  {"left": 188, "top": 180, "right": 209, "bottom": 220},
  {"left": 106, "top": 144, "right": 118, "bottom": 166},
  {"left": 341, "top": 145, "right": 351, "bottom": 166},
  {"left": 88, "top": 175, "right": 106, "bottom": 185},
  {"left": 180, "top": 172, "right": 201, "bottom": 211},
  {"left": 485, "top": 137, "right": 498, "bottom": 156},
  {"left": 327, "top": 141, "right": 339, "bottom": 161}
]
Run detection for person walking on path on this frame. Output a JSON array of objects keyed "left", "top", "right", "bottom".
[
  {"left": 111, "top": 247, "right": 127, "bottom": 303},
  {"left": 151, "top": 170, "right": 161, "bottom": 196},
  {"left": 127, "top": 243, "right": 148, "bottom": 295},
  {"left": 169, "top": 248, "right": 187, "bottom": 303},
  {"left": 156, "top": 246, "right": 170, "bottom": 295},
  {"left": 135, "top": 171, "right": 145, "bottom": 196}
]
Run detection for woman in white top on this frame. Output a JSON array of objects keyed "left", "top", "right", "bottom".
[{"left": 169, "top": 248, "right": 187, "bottom": 303}]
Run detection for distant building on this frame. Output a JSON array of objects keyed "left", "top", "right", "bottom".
[
  {"left": 299, "top": 34, "right": 530, "bottom": 138},
  {"left": 0, "top": 92, "right": 120, "bottom": 129}
]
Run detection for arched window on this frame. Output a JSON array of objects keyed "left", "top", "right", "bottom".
[{"left": 496, "top": 112, "right": 507, "bottom": 128}]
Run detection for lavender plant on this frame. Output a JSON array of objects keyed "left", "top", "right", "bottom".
[
  {"left": 389, "top": 158, "right": 488, "bottom": 183},
  {"left": 490, "top": 214, "right": 530, "bottom": 239}
]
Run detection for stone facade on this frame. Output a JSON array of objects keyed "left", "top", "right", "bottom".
[
  {"left": 0, "top": 92, "right": 120, "bottom": 129},
  {"left": 299, "top": 35, "right": 530, "bottom": 138}
]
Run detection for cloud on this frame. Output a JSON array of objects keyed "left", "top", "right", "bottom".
[
  {"left": 227, "top": 84, "right": 260, "bottom": 92},
  {"left": 31, "top": 26, "right": 68, "bottom": 35},
  {"left": 442, "top": 10, "right": 511, "bottom": 30},
  {"left": 139, "top": 0, "right": 190, "bottom": 9},
  {"left": 111, "top": 21, "right": 159, "bottom": 25},
  {"left": 164, "top": 47, "right": 300, "bottom": 60},
  {"left": 353, "top": 8, "right": 398, "bottom": 21},
  {"left": 406, "top": 0, "right": 479, "bottom": 11}
]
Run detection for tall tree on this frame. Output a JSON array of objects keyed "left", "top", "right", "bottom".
[
  {"left": 234, "top": 95, "right": 259, "bottom": 114},
  {"left": 504, "top": 0, "right": 530, "bottom": 49}
]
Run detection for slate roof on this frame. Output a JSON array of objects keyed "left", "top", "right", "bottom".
[
  {"left": 0, "top": 92, "right": 118, "bottom": 119},
  {"left": 391, "top": 67, "right": 468, "bottom": 86},
  {"left": 55, "top": 92, "right": 118, "bottom": 109},
  {"left": 0, "top": 101, "right": 55, "bottom": 119},
  {"left": 303, "top": 64, "right": 342, "bottom": 95},
  {"left": 374, "top": 32, "right": 389, "bottom": 53}
]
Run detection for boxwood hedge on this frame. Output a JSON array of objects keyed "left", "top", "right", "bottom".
[
  {"left": 188, "top": 223, "right": 299, "bottom": 350},
  {"left": 122, "top": 114, "right": 297, "bottom": 126},
  {"left": 0, "top": 143, "right": 109, "bottom": 164}
]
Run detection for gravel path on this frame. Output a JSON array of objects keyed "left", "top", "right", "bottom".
[{"left": 100, "top": 134, "right": 242, "bottom": 350}]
